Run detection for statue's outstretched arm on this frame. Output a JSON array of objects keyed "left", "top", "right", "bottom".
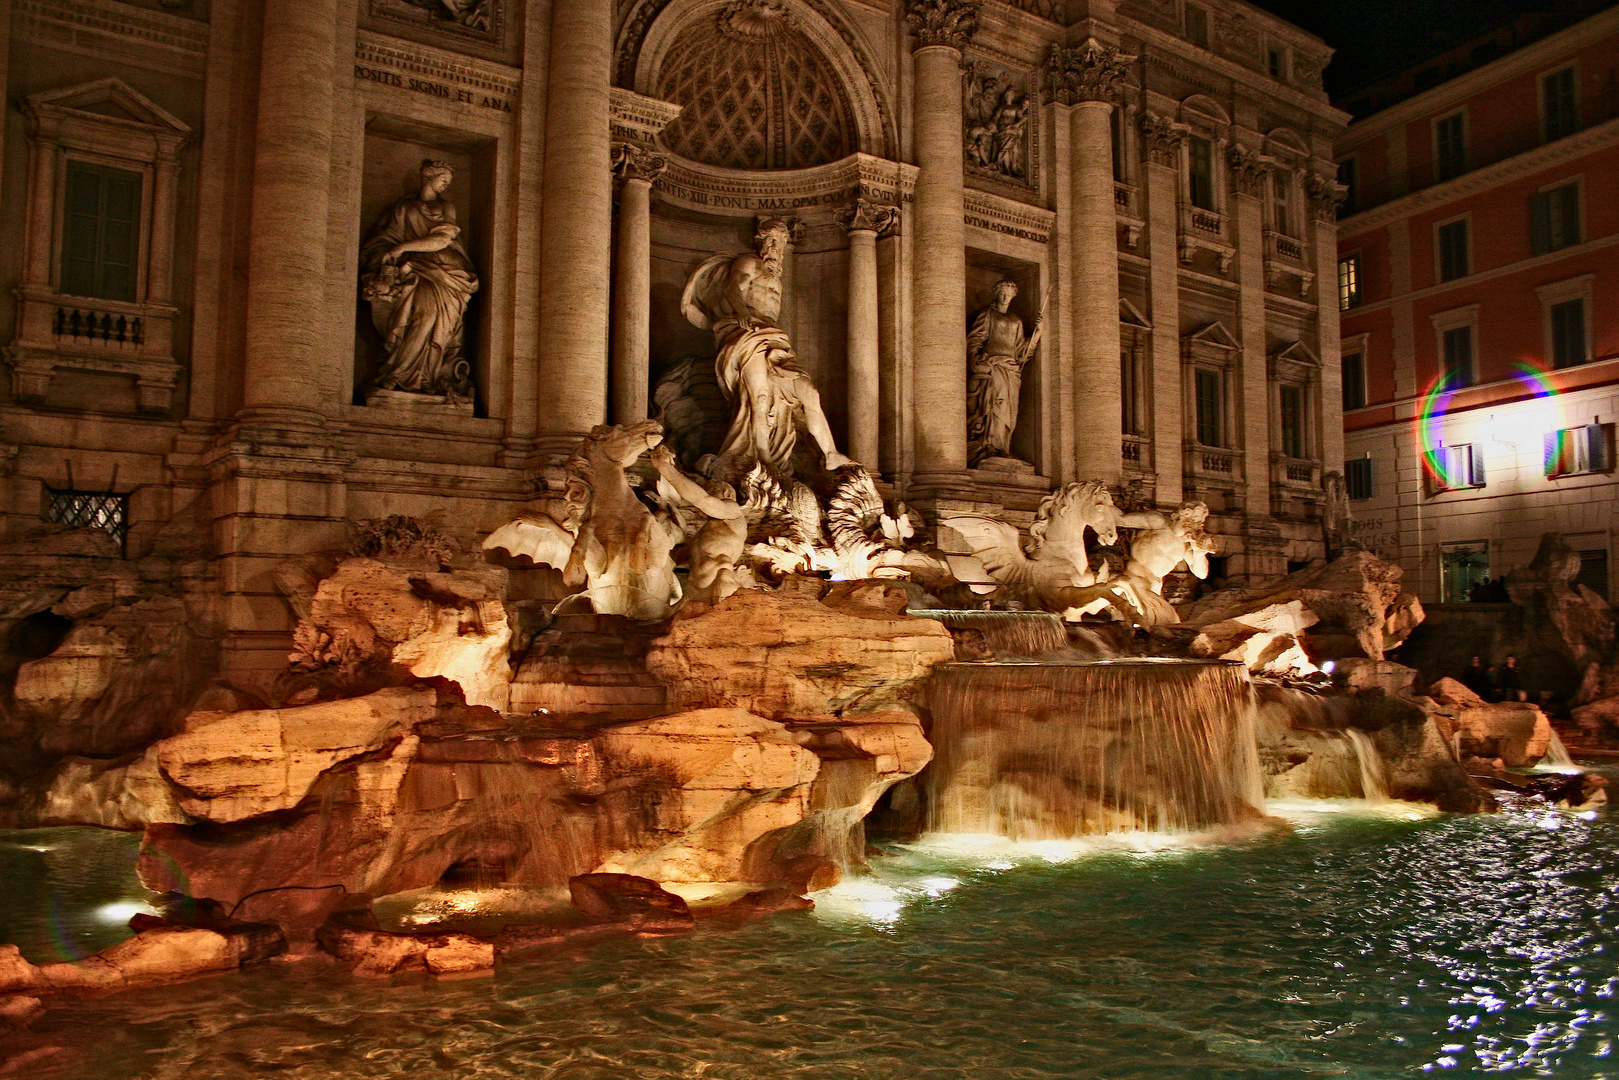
[{"left": 652, "top": 446, "right": 744, "bottom": 521}]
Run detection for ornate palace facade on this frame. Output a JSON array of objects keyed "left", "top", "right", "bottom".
[{"left": 0, "top": 0, "right": 1346, "bottom": 686}]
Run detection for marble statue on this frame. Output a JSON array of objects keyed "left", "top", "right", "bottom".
[
  {"left": 649, "top": 444, "right": 749, "bottom": 606},
  {"left": 360, "top": 159, "right": 479, "bottom": 407},
  {"left": 1112, "top": 501, "right": 1216, "bottom": 626},
  {"left": 967, "top": 280, "right": 1044, "bottom": 467},
  {"left": 947, "top": 481, "right": 1134, "bottom": 618},
  {"left": 680, "top": 218, "right": 855, "bottom": 483},
  {"left": 964, "top": 67, "right": 1029, "bottom": 181},
  {"left": 483, "top": 420, "right": 684, "bottom": 620}
]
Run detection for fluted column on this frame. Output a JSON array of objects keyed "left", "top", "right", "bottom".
[
  {"left": 537, "top": 0, "right": 613, "bottom": 450},
  {"left": 610, "top": 144, "right": 666, "bottom": 424},
  {"left": 1141, "top": 112, "right": 1185, "bottom": 504},
  {"left": 1049, "top": 40, "right": 1134, "bottom": 486},
  {"left": 836, "top": 199, "right": 899, "bottom": 470},
  {"left": 905, "top": 0, "right": 978, "bottom": 482},
  {"left": 241, "top": 0, "right": 339, "bottom": 421}
]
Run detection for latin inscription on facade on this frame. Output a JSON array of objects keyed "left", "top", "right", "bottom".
[{"left": 354, "top": 32, "right": 519, "bottom": 114}]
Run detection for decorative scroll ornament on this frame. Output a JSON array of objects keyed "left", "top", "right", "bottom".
[
  {"left": 612, "top": 142, "right": 668, "bottom": 185},
  {"left": 834, "top": 198, "right": 900, "bottom": 237},
  {"left": 1227, "top": 145, "right": 1267, "bottom": 198},
  {"left": 905, "top": 0, "right": 980, "bottom": 52},
  {"left": 1045, "top": 39, "right": 1135, "bottom": 106},
  {"left": 1139, "top": 112, "right": 1184, "bottom": 168},
  {"left": 1305, "top": 172, "right": 1348, "bottom": 222}
]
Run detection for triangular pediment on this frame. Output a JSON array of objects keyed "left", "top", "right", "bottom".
[
  {"left": 1270, "top": 340, "right": 1321, "bottom": 367},
  {"left": 1119, "top": 298, "right": 1152, "bottom": 328},
  {"left": 1183, "top": 321, "right": 1240, "bottom": 350},
  {"left": 26, "top": 79, "right": 191, "bottom": 135}
]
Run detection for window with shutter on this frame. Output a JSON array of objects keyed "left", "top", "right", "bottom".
[
  {"left": 1428, "top": 442, "right": 1485, "bottom": 491},
  {"left": 1547, "top": 424, "right": 1613, "bottom": 476},
  {"left": 1531, "top": 182, "right": 1581, "bottom": 256},
  {"left": 1438, "top": 219, "right": 1469, "bottom": 281},
  {"left": 1543, "top": 67, "right": 1579, "bottom": 141},
  {"left": 1436, "top": 113, "right": 1467, "bottom": 181},
  {"left": 1443, "top": 326, "right": 1475, "bottom": 388},
  {"left": 1552, "top": 298, "right": 1587, "bottom": 368},
  {"left": 59, "top": 161, "right": 142, "bottom": 302}
]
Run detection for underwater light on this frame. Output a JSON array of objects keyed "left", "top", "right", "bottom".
[
  {"left": 1321, "top": 660, "right": 1336, "bottom": 674},
  {"left": 96, "top": 901, "right": 157, "bottom": 924}
]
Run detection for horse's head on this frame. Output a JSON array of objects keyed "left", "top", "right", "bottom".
[
  {"left": 585, "top": 419, "right": 665, "bottom": 468},
  {"left": 1033, "top": 480, "right": 1118, "bottom": 548}
]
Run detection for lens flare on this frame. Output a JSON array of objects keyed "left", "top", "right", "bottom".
[{"left": 1418, "top": 362, "right": 1561, "bottom": 487}]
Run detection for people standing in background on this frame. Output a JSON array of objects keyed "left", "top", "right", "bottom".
[
  {"left": 1496, "top": 655, "right": 1527, "bottom": 703},
  {"left": 1461, "top": 656, "right": 1492, "bottom": 698}
]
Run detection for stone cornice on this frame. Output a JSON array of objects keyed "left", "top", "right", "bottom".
[
  {"left": 355, "top": 30, "right": 522, "bottom": 106},
  {"left": 905, "top": 0, "right": 980, "bottom": 52},
  {"left": 964, "top": 187, "right": 1053, "bottom": 244},
  {"left": 1341, "top": 5, "right": 1619, "bottom": 148},
  {"left": 1339, "top": 114, "right": 1619, "bottom": 236},
  {"left": 15, "top": 0, "right": 208, "bottom": 78},
  {"left": 609, "top": 87, "right": 683, "bottom": 146},
  {"left": 652, "top": 152, "right": 917, "bottom": 216}
]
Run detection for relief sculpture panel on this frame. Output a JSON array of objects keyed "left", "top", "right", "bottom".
[
  {"left": 368, "top": 0, "right": 505, "bottom": 45},
  {"left": 963, "top": 60, "right": 1031, "bottom": 186}
]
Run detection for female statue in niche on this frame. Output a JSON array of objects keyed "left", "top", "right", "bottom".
[{"left": 359, "top": 159, "right": 479, "bottom": 406}]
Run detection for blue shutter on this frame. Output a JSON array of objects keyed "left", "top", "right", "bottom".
[{"left": 1545, "top": 430, "right": 1560, "bottom": 476}]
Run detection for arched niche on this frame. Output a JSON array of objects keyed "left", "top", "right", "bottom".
[{"left": 621, "top": 0, "right": 895, "bottom": 166}]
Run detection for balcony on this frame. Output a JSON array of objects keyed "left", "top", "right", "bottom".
[
  {"left": 1272, "top": 455, "right": 1322, "bottom": 491},
  {"left": 1177, "top": 203, "right": 1234, "bottom": 273},
  {"left": 1122, "top": 434, "right": 1151, "bottom": 471},
  {"left": 1263, "top": 229, "right": 1315, "bottom": 295},
  {"left": 8, "top": 288, "right": 181, "bottom": 414},
  {"left": 1115, "top": 183, "right": 1143, "bottom": 250}
]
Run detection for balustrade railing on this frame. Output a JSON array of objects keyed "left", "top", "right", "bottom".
[{"left": 54, "top": 306, "right": 145, "bottom": 347}]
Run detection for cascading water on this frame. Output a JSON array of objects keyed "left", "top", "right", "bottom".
[
  {"left": 1543, "top": 728, "right": 1577, "bottom": 769},
  {"left": 925, "top": 659, "right": 1266, "bottom": 839},
  {"left": 1342, "top": 727, "right": 1391, "bottom": 802},
  {"left": 912, "top": 610, "right": 1070, "bottom": 657},
  {"left": 1254, "top": 685, "right": 1394, "bottom": 802}
]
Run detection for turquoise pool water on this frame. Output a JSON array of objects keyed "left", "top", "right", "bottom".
[{"left": 3, "top": 794, "right": 1617, "bottom": 1078}]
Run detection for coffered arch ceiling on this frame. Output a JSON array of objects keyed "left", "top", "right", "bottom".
[{"left": 619, "top": 0, "right": 896, "bottom": 168}]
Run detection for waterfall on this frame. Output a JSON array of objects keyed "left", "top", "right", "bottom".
[
  {"left": 925, "top": 659, "right": 1265, "bottom": 839},
  {"left": 1341, "top": 728, "right": 1391, "bottom": 802},
  {"left": 1542, "top": 728, "right": 1577, "bottom": 769},
  {"left": 912, "top": 610, "right": 1069, "bottom": 657}
]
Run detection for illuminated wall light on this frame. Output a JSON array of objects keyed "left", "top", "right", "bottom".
[{"left": 1416, "top": 362, "right": 1561, "bottom": 487}]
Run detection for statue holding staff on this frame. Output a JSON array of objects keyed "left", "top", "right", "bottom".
[{"left": 967, "top": 279, "right": 1047, "bottom": 466}]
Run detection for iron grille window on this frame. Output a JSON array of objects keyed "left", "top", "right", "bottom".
[
  {"left": 47, "top": 488, "right": 128, "bottom": 547},
  {"left": 1438, "top": 219, "right": 1469, "bottom": 282},
  {"left": 1543, "top": 67, "right": 1579, "bottom": 142},
  {"left": 61, "top": 161, "right": 142, "bottom": 303},
  {"left": 1435, "top": 113, "right": 1467, "bottom": 181},
  {"left": 1345, "top": 457, "right": 1373, "bottom": 500},
  {"left": 1342, "top": 351, "right": 1367, "bottom": 410},
  {"left": 1530, "top": 182, "right": 1580, "bottom": 255}
]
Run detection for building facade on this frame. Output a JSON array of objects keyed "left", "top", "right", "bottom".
[
  {"left": 1336, "top": 4, "right": 1619, "bottom": 604},
  {"left": 0, "top": 0, "right": 1346, "bottom": 690}
]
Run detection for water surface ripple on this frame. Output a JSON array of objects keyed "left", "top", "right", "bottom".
[{"left": 4, "top": 798, "right": 1618, "bottom": 1078}]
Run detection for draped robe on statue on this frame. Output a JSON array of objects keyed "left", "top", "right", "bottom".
[
  {"left": 966, "top": 304, "right": 1029, "bottom": 465},
  {"left": 360, "top": 197, "right": 479, "bottom": 398}
]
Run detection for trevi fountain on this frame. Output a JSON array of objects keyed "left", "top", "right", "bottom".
[{"left": 0, "top": 0, "right": 1616, "bottom": 1076}]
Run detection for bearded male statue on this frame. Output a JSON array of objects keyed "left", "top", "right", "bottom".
[{"left": 680, "top": 218, "right": 855, "bottom": 483}]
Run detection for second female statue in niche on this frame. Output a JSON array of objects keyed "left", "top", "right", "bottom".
[{"left": 359, "top": 159, "right": 479, "bottom": 408}]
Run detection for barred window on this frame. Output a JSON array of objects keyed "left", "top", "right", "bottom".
[{"left": 46, "top": 488, "right": 128, "bottom": 546}]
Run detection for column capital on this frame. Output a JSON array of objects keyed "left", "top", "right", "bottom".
[
  {"left": 1139, "top": 112, "right": 1183, "bottom": 168},
  {"left": 1305, "top": 171, "right": 1347, "bottom": 223},
  {"left": 835, "top": 198, "right": 900, "bottom": 237},
  {"left": 905, "top": 0, "right": 979, "bottom": 52},
  {"left": 1044, "top": 39, "right": 1135, "bottom": 107},
  {"left": 611, "top": 142, "right": 668, "bottom": 185},
  {"left": 1227, "top": 144, "right": 1267, "bottom": 198}
]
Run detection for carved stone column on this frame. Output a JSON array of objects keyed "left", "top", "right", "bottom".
[
  {"left": 1229, "top": 143, "right": 1271, "bottom": 520},
  {"left": 1049, "top": 40, "right": 1133, "bottom": 487},
  {"left": 1141, "top": 112, "right": 1185, "bottom": 504},
  {"left": 611, "top": 143, "right": 666, "bottom": 424},
  {"left": 905, "top": 0, "right": 978, "bottom": 483},
  {"left": 241, "top": 0, "right": 340, "bottom": 421},
  {"left": 537, "top": 0, "right": 614, "bottom": 452},
  {"left": 837, "top": 199, "right": 900, "bottom": 470}
]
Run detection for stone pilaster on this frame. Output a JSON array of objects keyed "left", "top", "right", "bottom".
[
  {"left": 240, "top": 0, "right": 339, "bottom": 424},
  {"left": 905, "top": 0, "right": 978, "bottom": 484},
  {"left": 836, "top": 199, "right": 900, "bottom": 470},
  {"left": 1229, "top": 142, "right": 1271, "bottom": 522},
  {"left": 1141, "top": 111, "right": 1184, "bottom": 504},
  {"left": 1048, "top": 39, "right": 1133, "bottom": 486},
  {"left": 611, "top": 143, "right": 667, "bottom": 425},
  {"left": 537, "top": 0, "right": 614, "bottom": 453},
  {"left": 1307, "top": 171, "right": 1347, "bottom": 478}
]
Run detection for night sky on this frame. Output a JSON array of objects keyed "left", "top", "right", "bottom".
[{"left": 1250, "top": 0, "right": 1577, "bottom": 98}]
